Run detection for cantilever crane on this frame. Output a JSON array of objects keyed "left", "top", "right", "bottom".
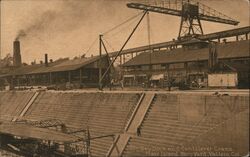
[{"left": 127, "top": 0, "right": 239, "bottom": 40}]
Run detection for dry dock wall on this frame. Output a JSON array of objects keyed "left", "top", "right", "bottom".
[
  {"left": 183, "top": 109, "right": 249, "bottom": 156},
  {"left": 123, "top": 93, "right": 249, "bottom": 156},
  {"left": 178, "top": 94, "right": 249, "bottom": 124},
  {"left": 178, "top": 94, "right": 249, "bottom": 156},
  {"left": 0, "top": 91, "right": 249, "bottom": 156}
]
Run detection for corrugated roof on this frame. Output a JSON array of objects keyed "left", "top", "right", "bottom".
[
  {"left": 180, "top": 38, "right": 208, "bottom": 45},
  {"left": 1, "top": 56, "right": 104, "bottom": 77},
  {"left": 3, "top": 64, "right": 43, "bottom": 77},
  {"left": 28, "top": 56, "right": 101, "bottom": 74},
  {"left": 123, "top": 40, "right": 250, "bottom": 66},
  {"left": 0, "top": 122, "right": 79, "bottom": 142},
  {"left": 2, "top": 58, "right": 67, "bottom": 77}
]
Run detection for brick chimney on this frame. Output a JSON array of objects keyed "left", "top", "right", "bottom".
[
  {"left": 45, "top": 53, "right": 48, "bottom": 66},
  {"left": 13, "top": 40, "right": 22, "bottom": 67}
]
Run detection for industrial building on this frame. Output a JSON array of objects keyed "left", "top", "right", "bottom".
[
  {"left": 1, "top": 27, "right": 249, "bottom": 90},
  {"left": 119, "top": 26, "right": 250, "bottom": 89},
  {"left": 0, "top": 41, "right": 110, "bottom": 89},
  {"left": 122, "top": 39, "right": 250, "bottom": 88}
]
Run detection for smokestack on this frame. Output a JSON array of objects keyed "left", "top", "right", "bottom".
[
  {"left": 45, "top": 53, "right": 48, "bottom": 66},
  {"left": 13, "top": 40, "right": 22, "bottom": 67}
]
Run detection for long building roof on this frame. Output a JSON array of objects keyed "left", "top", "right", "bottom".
[
  {"left": 109, "top": 26, "right": 250, "bottom": 57},
  {"left": 28, "top": 56, "right": 101, "bottom": 74},
  {"left": 123, "top": 40, "right": 250, "bottom": 66},
  {"left": 1, "top": 56, "right": 104, "bottom": 77}
]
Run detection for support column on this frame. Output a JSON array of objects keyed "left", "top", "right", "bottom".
[
  {"left": 11, "top": 76, "right": 14, "bottom": 88},
  {"left": 49, "top": 73, "right": 52, "bottom": 85},
  {"left": 25, "top": 75, "right": 28, "bottom": 86},
  {"left": 236, "top": 35, "right": 239, "bottom": 41},
  {"left": 46, "top": 74, "right": 48, "bottom": 85},
  {"left": 79, "top": 69, "right": 82, "bottom": 84},
  {"left": 68, "top": 71, "right": 71, "bottom": 83},
  {"left": 123, "top": 54, "right": 125, "bottom": 64},
  {"left": 184, "top": 62, "right": 188, "bottom": 82},
  {"left": 246, "top": 33, "right": 249, "bottom": 40},
  {"left": 17, "top": 77, "right": 20, "bottom": 88},
  {"left": 99, "top": 34, "right": 103, "bottom": 89},
  {"left": 120, "top": 56, "right": 122, "bottom": 65},
  {"left": 28, "top": 75, "right": 31, "bottom": 86}
]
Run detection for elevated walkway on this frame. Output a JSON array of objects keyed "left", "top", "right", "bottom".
[
  {"left": 107, "top": 93, "right": 155, "bottom": 157},
  {"left": 0, "top": 91, "right": 35, "bottom": 122},
  {"left": 12, "top": 92, "right": 40, "bottom": 122}
]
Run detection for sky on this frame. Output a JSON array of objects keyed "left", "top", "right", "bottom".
[{"left": 0, "top": 0, "right": 249, "bottom": 64}]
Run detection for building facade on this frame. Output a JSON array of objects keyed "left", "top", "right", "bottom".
[
  {"left": 0, "top": 55, "right": 110, "bottom": 89},
  {"left": 122, "top": 39, "right": 250, "bottom": 88}
]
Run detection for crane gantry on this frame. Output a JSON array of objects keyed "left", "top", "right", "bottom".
[
  {"left": 127, "top": 0, "right": 239, "bottom": 40},
  {"left": 98, "top": 0, "right": 240, "bottom": 89}
]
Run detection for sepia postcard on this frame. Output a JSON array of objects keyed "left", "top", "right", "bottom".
[{"left": 0, "top": 0, "right": 249, "bottom": 156}]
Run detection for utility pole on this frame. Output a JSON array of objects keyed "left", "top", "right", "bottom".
[
  {"left": 99, "top": 34, "right": 103, "bottom": 90},
  {"left": 147, "top": 11, "right": 152, "bottom": 66},
  {"left": 147, "top": 11, "right": 152, "bottom": 88}
]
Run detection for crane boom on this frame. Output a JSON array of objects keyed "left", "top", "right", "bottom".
[
  {"left": 127, "top": 1, "right": 239, "bottom": 39},
  {"left": 127, "top": 3, "right": 181, "bottom": 17},
  {"left": 199, "top": 14, "right": 238, "bottom": 25},
  {"left": 127, "top": 3, "right": 238, "bottom": 25}
]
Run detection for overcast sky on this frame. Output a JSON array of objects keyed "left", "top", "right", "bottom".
[{"left": 0, "top": 0, "right": 249, "bottom": 64}]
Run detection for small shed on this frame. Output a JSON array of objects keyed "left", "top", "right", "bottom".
[
  {"left": 208, "top": 73, "right": 238, "bottom": 87},
  {"left": 208, "top": 61, "right": 249, "bottom": 88}
]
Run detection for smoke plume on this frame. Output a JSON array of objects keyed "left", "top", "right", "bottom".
[{"left": 15, "top": 0, "right": 95, "bottom": 41}]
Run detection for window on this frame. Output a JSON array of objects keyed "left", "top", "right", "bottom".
[
  {"left": 169, "top": 63, "right": 185, "bottom": 69},
  {"left": 188, "top": 61, "right": 207, "bottom": 68},
  {"left": 141, "top": 65, "right": 150, "bottom": 70},
  {"left": 152, "top": 64, "right": 165, "bottom": 70}
]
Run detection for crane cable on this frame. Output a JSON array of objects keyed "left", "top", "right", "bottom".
[
  {"left": 102, "top": 11, "right": 145, "bottom": 53},
  {"left": 102, "top": 37, "right": 115, "bottom": 52},
  {"left": 85, "top": 37, "right": 98, "bottom": 54},
  {"left": 102, "top": 11, "right": 144, "bottom": 36},
  {"left": 84, "top": 12, "right": 144, "bottom": 56},
  {"left": 104, "top": 16, "right": 142, "bottom": 40}
]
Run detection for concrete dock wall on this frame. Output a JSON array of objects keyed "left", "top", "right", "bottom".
[
  {"left": 124, "top": 93, "right": 249, "bottom": 156},
  {"left": 178, "top": 94, "right": 249, "bottom": 156},
  {"left": 179, "top": 94, "right": 249, "bottom": 124}
]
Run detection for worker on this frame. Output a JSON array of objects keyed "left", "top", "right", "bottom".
[
  {"left": 167, "top": 78, "right": 174, "bottom": 91},
  {"left": 137, "top": 126, "right": 141, "bottom": 136},
  {"left": 110, "top": 79, "right": 114, "bottom": 91},
  {"left": 120, "top": 79, "right": 124, "bottom": 90}
]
